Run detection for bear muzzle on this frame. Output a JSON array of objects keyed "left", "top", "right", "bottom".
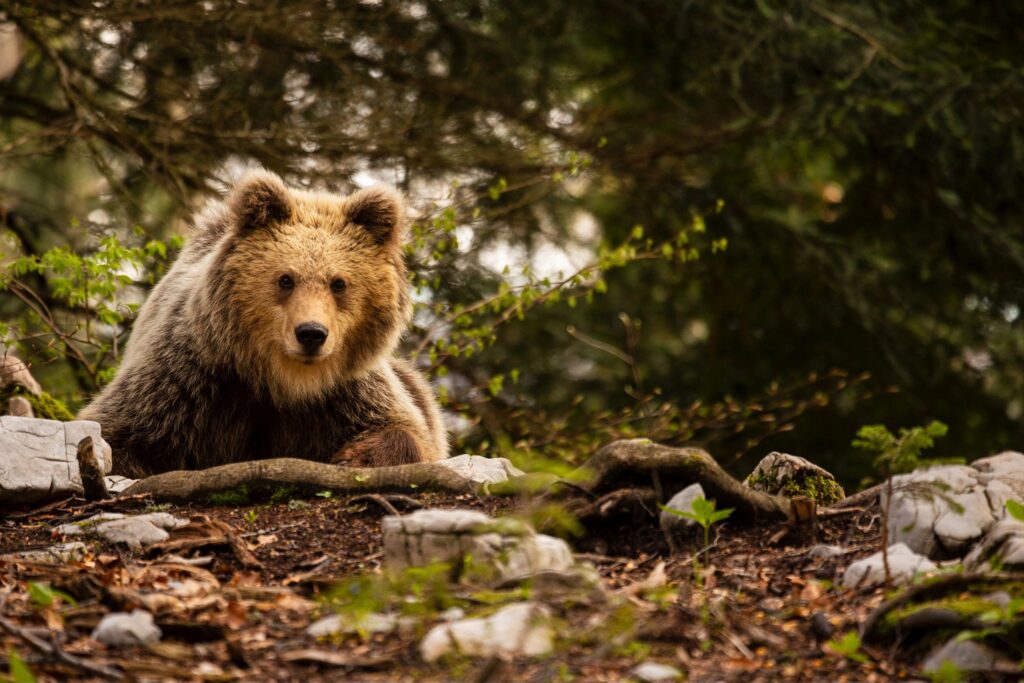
[{"left": 295, "top": 322, "right": 329, "bottom": 356}]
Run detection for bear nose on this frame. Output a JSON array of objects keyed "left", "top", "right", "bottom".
[{"left": 295, "top": 322, "right": 328, "bottom": 352}]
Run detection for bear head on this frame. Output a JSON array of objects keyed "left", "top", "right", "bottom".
[{"left": 211, "top": 170, "right": 412, "bottom": 404}]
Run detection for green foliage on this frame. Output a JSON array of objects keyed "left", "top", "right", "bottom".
[
  {"left": 4, "top": 2, "right": 1024, "bottom": 478},
  {"left": 322, "top": 562, "right": 461, "bottom": 631},
  {"left": 27, "top": 582, "right": 76, "bottom": 609},
  {"left": 0, "top": 233, "right": 180, "bottom": 396},
  {"left": 852, "top": 421, "right": 951, "bottom": 477},
  {"left": 206, "top": 485, "right": 251, "bottom": 506},
  {"left": 826, "top": 631, "right": 868, "bottom": 664},
  {"left": 1006, "top": 499, "right": 1024, "bottom": 522},
  {"left": 660, "top": 495, "right": 735, "bottom": 553},
  {"left": 927, "top": 661, "right": 965, "bottom": 683},
  {"left": 243, "top": 509, "right": 258, "bottom": 524},
  {"left": 3, "top": 649, "right": 36, "bottom": 683},
  {"left": 0, "top": 387, "right": 74, "bottom": 421}
]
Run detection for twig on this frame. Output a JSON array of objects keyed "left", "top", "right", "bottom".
[{"left": 0, "top": 614, "right": 124, "bottom": 680}]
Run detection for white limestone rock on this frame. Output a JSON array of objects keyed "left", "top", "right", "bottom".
[
  {"left": 58, "top": 512, "right": 188, "bottom": 549},
  {"left": 963, "top": 517, "right": 1024, "bottom": 572},
  {"left": 1, "top": 542, "right": 87, "bottom": 564},
  {"left": 307, "top": 612, "right": 404, "bottom": 638},
  {"left": 91, "top": 610, "right": 162, "bottom": 647},
  {"left": 0, "top": 416, "right": 113, "bottom": 505},
  {"left": 922, "top": 638, "right": 1007, "bottom": 674},
  {"left": 660, "top": 483, "right": 705, "bottom": 532},
  {"left": 882, "top": 460, "right": 1020, "bottom": 558},
  {"left": 632, "top": 662, "right": 684, "bottom": 682},
  {"left": 744, "top": 452, "right": 844, "bottom": 504},
  {"left": 419, "top": 602, "right": 552, "bottom": 662},
  {"left": 438, "top": 454, "right": 525, "bottom": 485},
  {"left": 382, "top": 508, "right": 571, "bottom": 582},
  {"left": 841, "top": 543, "right": 937, "bottom": 589},
  {"left": 104, "top": 475, "right": 137, "bottom": 495}
]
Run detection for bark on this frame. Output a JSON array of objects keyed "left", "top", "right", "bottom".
[
  {"left": 560, "top": 439, "right": 791, "bottom": 520},
  {"left": 76, "top": 435, "right": 111, "bottom": 501},
  {"left": 123, "top": 458, "right": 476, "bottom": 502}
]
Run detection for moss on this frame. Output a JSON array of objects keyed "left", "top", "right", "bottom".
[
  {"left": 1, "top": 386, "right": 75, "bottom": 421},
  {"left": 746, "top": 470, "right": 844, "bottom": 505},
  {"left": 206, "top": 485, "right": 252, "bottom": 506}
]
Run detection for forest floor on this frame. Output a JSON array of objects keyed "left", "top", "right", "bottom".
[{"left": 0, "top": 490, "right": 922, "bottom": 682}]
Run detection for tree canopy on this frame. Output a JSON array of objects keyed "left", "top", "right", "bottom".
[{"left": 2, "top": 0, "right": 1022, "bottom": 483}]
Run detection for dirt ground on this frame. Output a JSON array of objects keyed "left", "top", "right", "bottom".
[{"left": 0, "top": 490, "right": 917, "bottom": 682}]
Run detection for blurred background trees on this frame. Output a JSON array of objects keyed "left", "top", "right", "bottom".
[{"left": 1, "top": 0, "right": 1022, "bottom": 484}]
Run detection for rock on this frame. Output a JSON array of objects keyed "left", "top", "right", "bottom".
[
  {"left": 91, "top": 610, "right": 162, "bottom": 647},
  {"left": 7, "top": 396, "right": 32, "bottom": 417},
  {"left": 57, "top": 512, "right": 188, "bottom": 549},
  {"left": 104, "top": 475, "right": 137, "bottom": 495},
  {"left": 841, "top": 543, "right": 937, "bottom": 589},
  {"left": 963, "top": 517, "right": 1024, "bottom": 571},
  {"left": 631, "top": 662, "right": 684, "bottom": 682},
  {"left": 807, "top": 544, "right": 846, "bottom": 559},
  {"left": 307, "top": 612, "right": 403, "bottom": 638},
  {"left": 502, "top": 533, "right": 575, "bottom": 579},
  {"left": 660, "top": 483, "right": 705, "bottom": 531},
  {"left": 438, "top": 454, "right": 525, "bottom": 485},
  {"left": 419, "top": 602, "right": 552, "bottom": 662},
  {"left": 809, "top": 612, "right": 834, "bottom": 641},
  {"left": 0, "top": 416, "right": 113, "bottom": 505},
  {"left": 884, "top": 463, "right": 1010, "bottom": 558},
  {"left": 1, "top": 351, "right": 42, "bottom": 395},
  {"left": 744, "top": 452, "right": 844, "bottom": 504},
  {"left": 382, "top": 508, "right": 572, "bottom": 582},
  {"left": 1, "top": 542, "right": 87, "bottom": 564},
  {"left": 921, "top": 638, "right": 1007, "bottom": 674}
]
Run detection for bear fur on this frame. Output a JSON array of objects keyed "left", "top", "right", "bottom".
[{"left": 80, "top": 170, "right": 448, "bottom": 478}]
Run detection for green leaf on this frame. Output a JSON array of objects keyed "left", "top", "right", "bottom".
[
  {"left": 1006, "top": 499, "right": 1024, "bottom": 522},
  {"left": 7, "top": 649, "right": 36, "bottom": 683}
]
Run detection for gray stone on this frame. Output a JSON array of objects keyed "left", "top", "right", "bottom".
[
  {"left": 632, "top": 662, "right": 684, "bottom": 682},
  {"left": 963, "top": 517, "right": 1024, "bottom": 571},
  {"left": 807, "top": 544, "right": 846, "bottom": 559},
  {"left": 744, "top": 452, "right": 844, "bottom": 503},
  {"left": 841, "top": 543, "right": 937, "bottom": 589},
  {"left": 91, "top": 610, "right": 162, "bottom": 647},
  {"left": 660, "top": 483, "right": 705, "bottom": 532},
  {"left": 57, "top": 512, "right": 187, "bottom": 549},
  {"left": 884, "top": 464, "right": 1002, "bottom": 558},
  {"left": 1, "top": 351, "right": 42, "bottom": 395},
  {"left": 104, "top": 476, "right": 137, "bottom": 495},
  {"left": 922, "top": 638, "right": 1005, "bottom": 673},
  {"left": 307, "top": 612, "right": 403, "bottom": 637},
  {"left": 419, "top": 602, "right": 552, "bottom": 662},
  {"left": 0, "top": 416, "right": 113, "bottom": 505},
  {"left": 438, "top": 454, "right": 525, "bottom": 485},
  {"left": 1, "top": 542, "right": 87, "bottom": 564},
  {"left": 7, "top": 396, "right": 32, "bottom": 417},
  {"left": 382, "top": 508, "right": 572, "bottom": 582}
]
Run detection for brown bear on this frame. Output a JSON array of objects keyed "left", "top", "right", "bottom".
[{"left": 80, "top": 170, "right": 448, "bottom": 478}]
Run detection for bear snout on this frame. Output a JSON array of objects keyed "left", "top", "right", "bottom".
[{"left": 295, "top": 322, "right": 329, "bottom": 354}]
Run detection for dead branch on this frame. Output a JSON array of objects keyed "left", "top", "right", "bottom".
[
  {"left": 861, "top": 571, "right": 1024, "bottom": 642},
  {"left": 122, "top": 458, "right": 476, "bottom": 502},
  {"left": 76, "top": 436, "right": 111, "bottom": 501},
  {"left": 0, "top": 613, "right": 124, "bottom": 681}
]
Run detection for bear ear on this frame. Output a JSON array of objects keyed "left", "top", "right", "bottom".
[
  {"left": 228, "top": 170, "right": 293, "bottom": 232},
  {"left": 346, "top": 186, "right": 405, "bottom": 245}
]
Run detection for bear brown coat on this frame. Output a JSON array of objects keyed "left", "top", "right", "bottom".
[{"left": 80, "top": 171, "right": 448, "bottom": 478}]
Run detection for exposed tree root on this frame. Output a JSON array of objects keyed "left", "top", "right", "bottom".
[
  {"left": 560, "top": 439, "right": 792, "bottom": 520},
  {"left": 123, "top": 458, "right": 476, "bottom": 502},
  {"left": 122, "top": 440, "right": 793, "bottom": 523},
  {"left": 861, "top": 571, "right": 1024, "bottom": 642}
]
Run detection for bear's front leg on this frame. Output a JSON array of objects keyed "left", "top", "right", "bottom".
[{"left": 331, "top": 426, "right": 425, "bottom": 467}]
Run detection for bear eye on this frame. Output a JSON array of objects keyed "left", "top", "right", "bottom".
[
  {"left": 330, "top": 278, "right": 347, "bottom": 294},
  {"left": 278, "top": 274, "right": 294, "bottom": 290}
]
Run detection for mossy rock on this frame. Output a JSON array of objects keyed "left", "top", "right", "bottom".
[
  {"left": 744, "top": 452, "right": 845, "bottom": 505},
  {"left": 0, "top": 386, "right": 75, "bottom": 421}
]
